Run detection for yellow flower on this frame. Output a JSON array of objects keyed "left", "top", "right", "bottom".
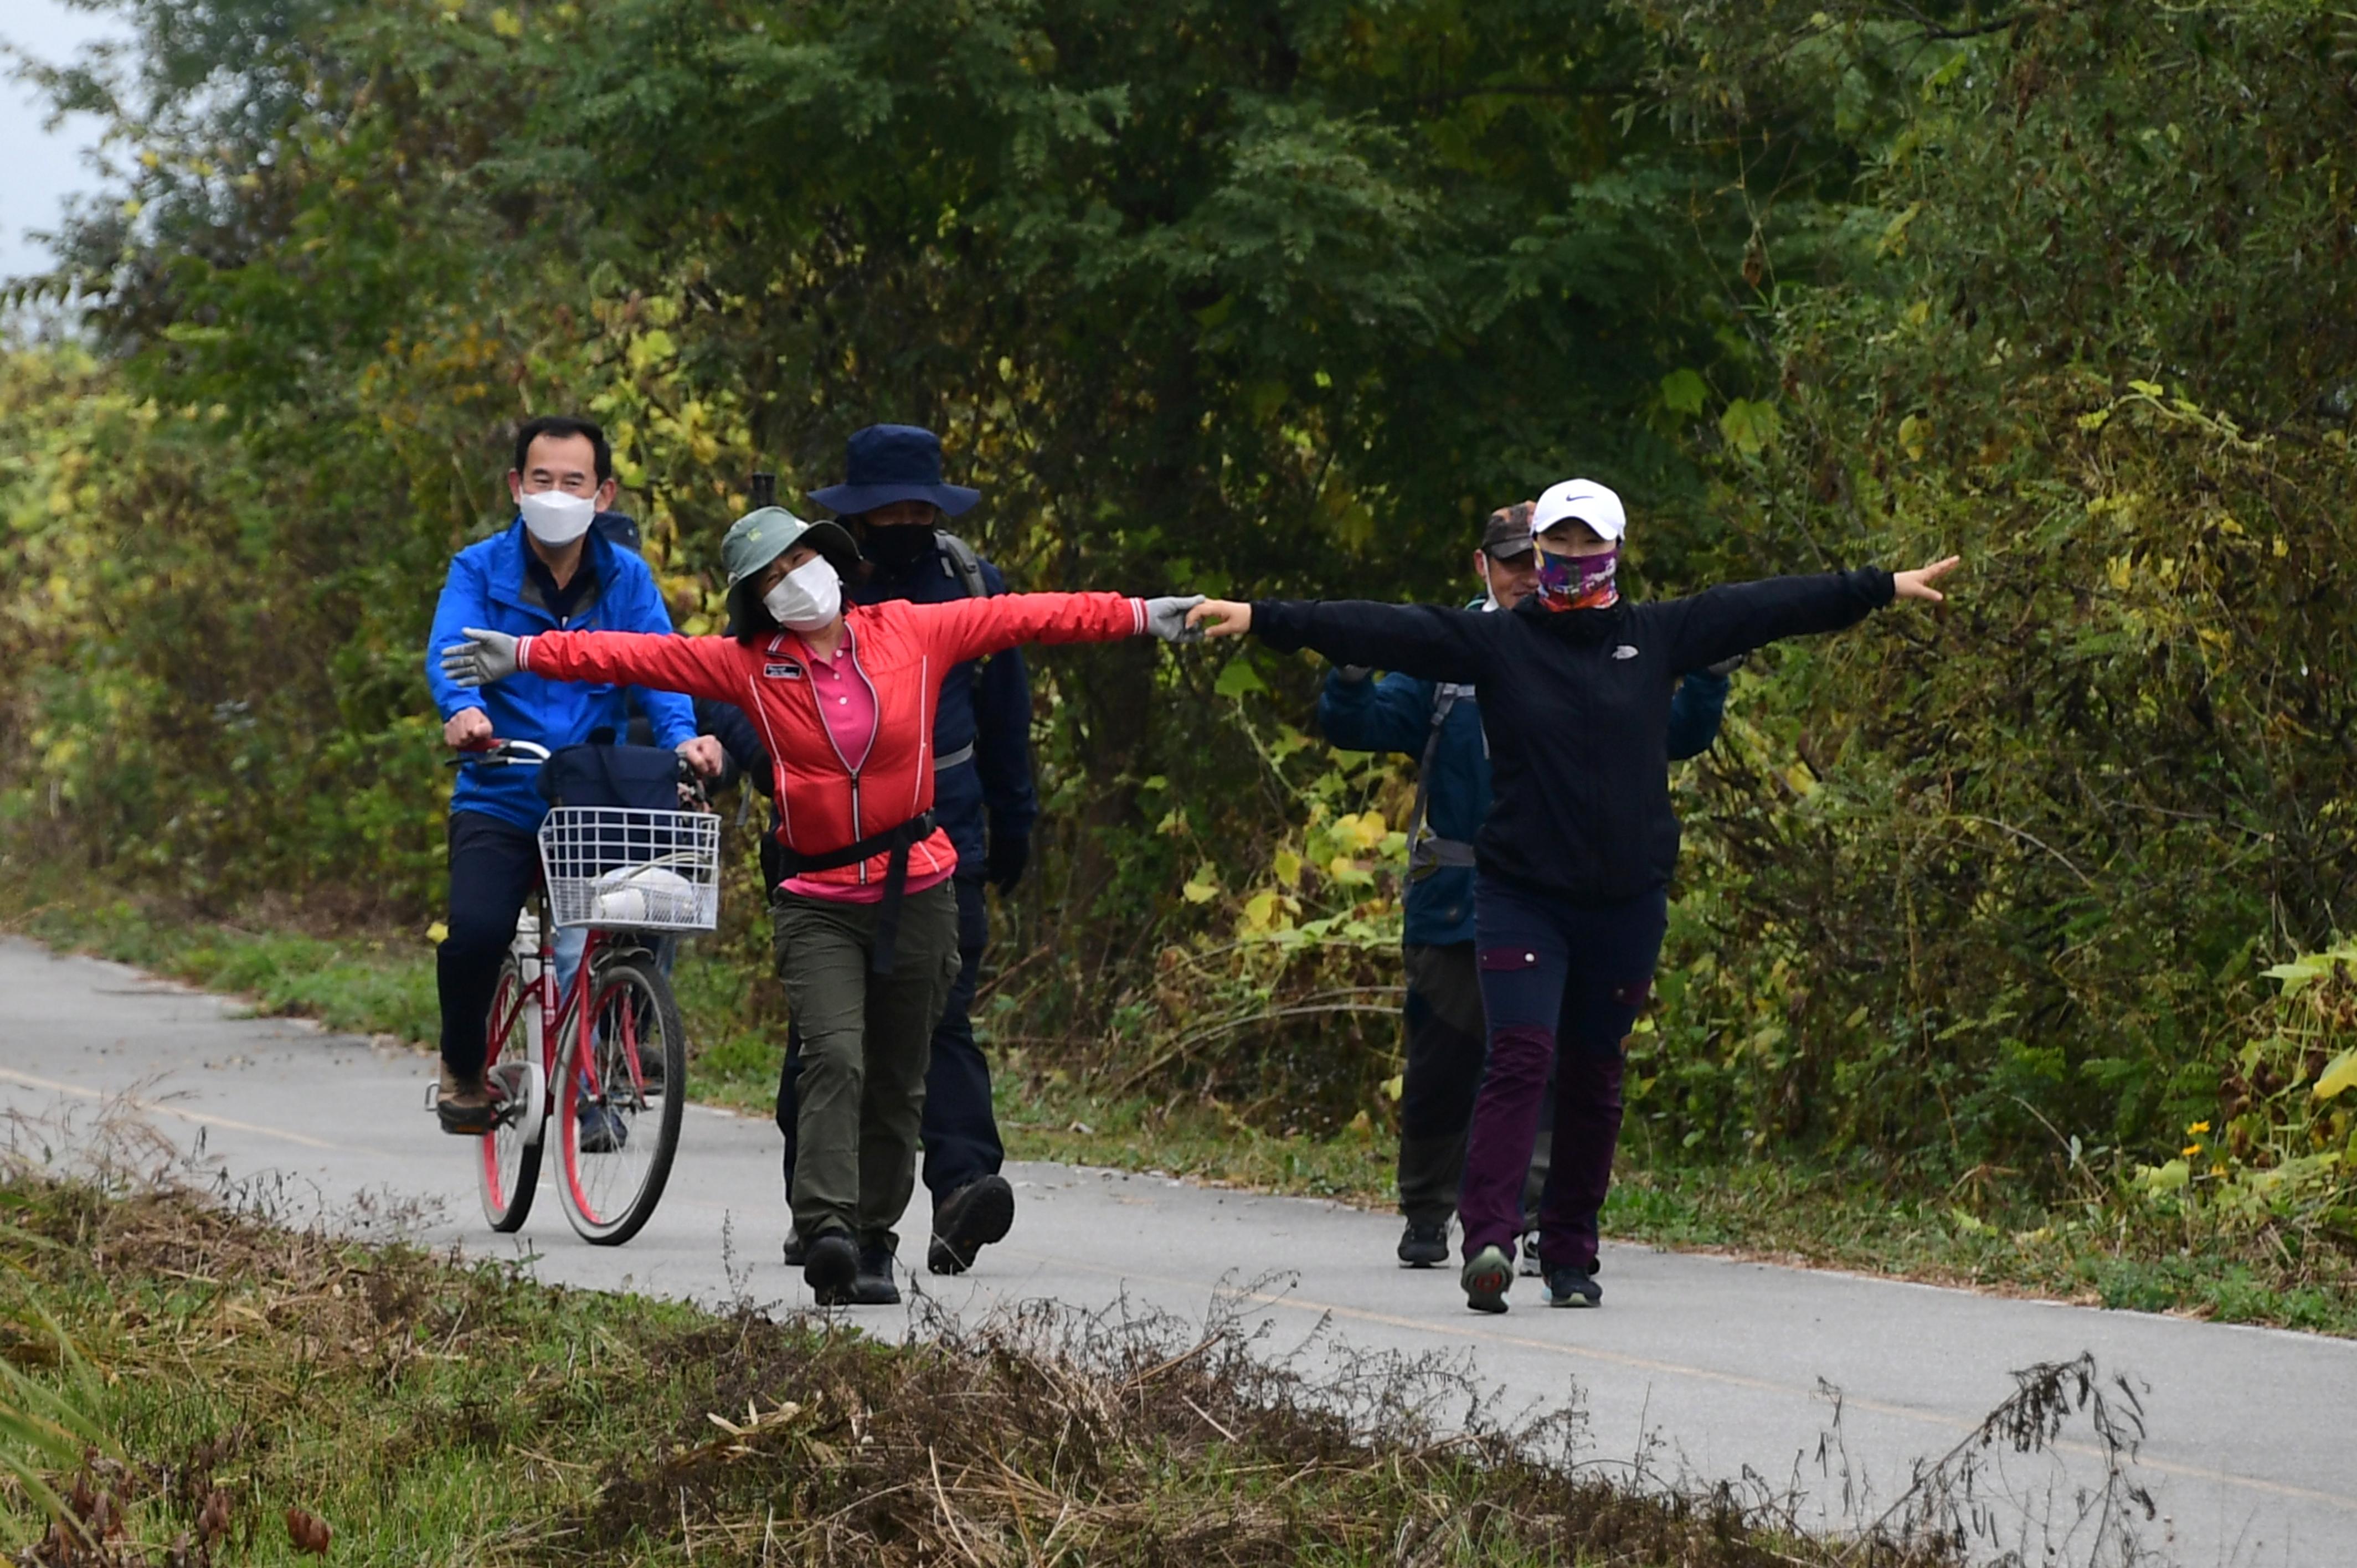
[
  {"left": 2186, "top": 1120, "right": 2211, "bottom": 1134},
  {"left": 2209, "top": 1163, "right": 2227, "bottom": 1177},
  {"left": 2181, "top": 1144, "right": 2202, "bottom": 1158}
]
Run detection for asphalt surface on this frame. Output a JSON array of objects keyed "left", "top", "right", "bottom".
[{"left": 3, "top": 936, "right": 2352, "bottom": 1566}]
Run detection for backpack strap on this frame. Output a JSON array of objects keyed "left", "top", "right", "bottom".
[
  {"left": 1406, "top": 683, "right": 1478, "bottom": 874},
  {"left": 933, "top": 530, "right": 989, "bottom": 599}
]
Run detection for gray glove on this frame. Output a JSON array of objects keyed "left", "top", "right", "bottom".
[
  {"left": 1331, "top": 664, "right": 1373, "bottom": 684},
  {"left": 1704, "top": 652, "right": 1747, "bottom": 678},
  {"left": 439, "top": 626, "right": 522, "bottom": 688},
  {"left": 1143, "top": 594, "right": 1207, "bottom": 644}
]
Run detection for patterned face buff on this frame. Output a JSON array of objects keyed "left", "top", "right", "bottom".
[{"left": 1533, "top": 543, "right": 1619, "bottom": 611}]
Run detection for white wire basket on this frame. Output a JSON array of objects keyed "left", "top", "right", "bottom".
[{"left": 538, "top": 807, "right": 722, "bottom": 931}]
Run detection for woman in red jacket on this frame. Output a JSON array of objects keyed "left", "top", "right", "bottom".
[{"left": 443, "top": 506, "right": 1201, "bottom": 1304}]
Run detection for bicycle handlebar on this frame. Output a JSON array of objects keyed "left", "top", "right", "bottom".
[
  {"left": 446, "top": 737, "right": 713, "bottom": 806},
  {"left": 445, "top": 739, "right": 552, "bottom": 770}
]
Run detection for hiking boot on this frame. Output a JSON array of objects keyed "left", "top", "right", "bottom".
[
  {"left": 1397, "top": 1220, "right": 1450, "bottom": 1268},
  {"left": 575, "top": 1102, "right": 629, "bottom": 1154},
  {"left": 802, "top": 1230, "right": 860, "bottom": 1306},
  {"left": 780, "top": 1224, "right": 806, "bottom": 1267},
  {"left": 927, "top": 1174, "right": 1016, "bottom": 1275},
  {"left": 435, "top": 1064, "right": 495, "bottom": 1136},
  {"left": 1461, "top": 1245, "right": 1514, "bottom": 1315},
  {"left": 853, "top": 1243, "right": 901, "bottom": 1306},
  {"left": 1542, "top": 1263, "right": 1603, "bottom": 1309},
  {"left": 1518, "top": 1229, "right": 1543, "bottom": 1277}
]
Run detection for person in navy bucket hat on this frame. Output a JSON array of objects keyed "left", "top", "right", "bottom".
[{"left": 807, "top": 425, "right": 982, "bottom": 517}]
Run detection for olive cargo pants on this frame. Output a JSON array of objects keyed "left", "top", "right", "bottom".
[{"left": 770, "top": 881, "right": 961, "bottom": 1252}]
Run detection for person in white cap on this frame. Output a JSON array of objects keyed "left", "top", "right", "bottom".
[
  {"left": 1313, "top": 498, "right": 1737, "bottom": 1274},
  {"left": 1186, "top": 482, "right": 1959, "bottom": 1314}
]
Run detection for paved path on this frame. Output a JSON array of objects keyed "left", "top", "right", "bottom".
[{"left": 3, "top": 938, "right": 2350, "bottom": 1566}]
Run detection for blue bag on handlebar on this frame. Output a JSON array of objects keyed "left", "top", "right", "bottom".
[
  {"left": 536, "top": 733, "right": 681, "bottom": 880},
  {"left": 536, "top": 733, "right": 678, "bottom": 811}
]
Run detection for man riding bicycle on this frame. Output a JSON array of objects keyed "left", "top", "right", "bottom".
[{"left": 425, "top": 415, "right": 723, "bottom": 1134}]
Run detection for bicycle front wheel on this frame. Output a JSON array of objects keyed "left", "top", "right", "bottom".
[
  {"left": 478, "top": 955, "right": 545, "bottom": 1232},
  {"left": 552, "top": 950, "right": 687, "bottom": 1245}
]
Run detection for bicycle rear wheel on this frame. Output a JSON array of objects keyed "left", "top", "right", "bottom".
[
  {"left": 552, "top": 948, "right": 687, "bottom": 1245},
  {"left": 477, "top": 955, "right": 545, "bottom": 1232}
]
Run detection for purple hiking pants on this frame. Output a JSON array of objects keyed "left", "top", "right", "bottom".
[{"left": 1458, "top": 875, "right": 1669, "bottom": 1271}]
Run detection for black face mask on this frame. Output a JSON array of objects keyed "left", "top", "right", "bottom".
[{"left": 861, "top": 523, "right": 938, "bottom": 576}]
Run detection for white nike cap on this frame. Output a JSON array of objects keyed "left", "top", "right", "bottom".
[{"left": 1531, "top": 478, "right": 1627, "bottom": 543}]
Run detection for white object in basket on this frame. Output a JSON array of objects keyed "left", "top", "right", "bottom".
[{"left": 590, "top": 864, "right": 697, "bottom": 926}]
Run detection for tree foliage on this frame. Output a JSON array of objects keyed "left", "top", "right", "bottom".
[{"left": 4, "top": 0, "right": 2355, "bottom": 1205}]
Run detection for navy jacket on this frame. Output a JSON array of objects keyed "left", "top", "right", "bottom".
[
  {"left": 425, "top": 519, "right": 693, "bottom": 832},
  {"left": 1258, "top": 570, "right": 1894, "bottom": 906},
  {"left": 1319, "top": 648, "right": 1729, "bottom": 946},
  {"left": 701, "top": 537, "right": 1038, "bottom": 883}
]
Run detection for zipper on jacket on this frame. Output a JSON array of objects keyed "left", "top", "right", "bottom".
[
  {"left": 799, "top": 625, "right": 873, "bottom": 888},
  {"left": 846, "top": 633, "right": 888, "bottom": 886}
]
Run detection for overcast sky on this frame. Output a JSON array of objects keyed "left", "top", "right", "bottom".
[{"left": 1, "top": 0, "right": 131, "bottom": 283}]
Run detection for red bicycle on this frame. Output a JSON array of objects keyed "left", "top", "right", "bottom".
[{"left": 454, "top": 740, "right": 721, "bottom": 1244}]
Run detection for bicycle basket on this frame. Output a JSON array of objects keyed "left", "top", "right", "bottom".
[{"left": 538, "top": 807, "right": 722, "bottom": 931}]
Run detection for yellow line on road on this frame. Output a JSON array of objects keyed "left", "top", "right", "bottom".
[
  {"left": 1002, "top": 1247, "right": 2357, "bottom": 1514},
  {"left": 0, "top": 1065, "right": 344, "bottom": 1152}
]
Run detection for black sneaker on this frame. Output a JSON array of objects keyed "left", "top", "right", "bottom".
[
  {"left": 1517, "top": 1229, "right": 1543, "bottom": 1277},
  {"left": 1461, "top": 1244, "right": 1514, "bottom": 1314},
  {"left": 1542, "top": 1263, "right": 1602, "bottom": 1308},
  {"left": 1397, "top": 1220, "right": 1449, "bottom": 1267},
  {"left": 780, "top": 1224, "right": 806, "bottom": 1267},
  {"left": 927, "top": 1174, "right": 1016, "bottom": 1275},
  {"left": 802, "top": 1230, "right": 860, "bottom": 1306},
  {"left": 853, "top": 1243, "right": 901, "bottom": 1306}
]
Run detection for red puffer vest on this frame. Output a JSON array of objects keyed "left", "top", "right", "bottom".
[{"left": 521, "top": 591, "right": 1146, "bottom": 894}]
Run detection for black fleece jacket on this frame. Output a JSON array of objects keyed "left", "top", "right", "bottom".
[{"left": 1250, "top": 568, "right": 1896, "bottom": 906}]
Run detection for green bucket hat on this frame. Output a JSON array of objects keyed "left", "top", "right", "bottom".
[{"left": 721, "top": 506, "right": 861, "bottom": 635}]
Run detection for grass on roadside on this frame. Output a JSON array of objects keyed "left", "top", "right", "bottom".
[
  {"left": 0, "top": 1167, "right": 1966, "bottom": 1567},
  {"left": 6, "top": 871, "right": 2351, "bottom": 1340}
]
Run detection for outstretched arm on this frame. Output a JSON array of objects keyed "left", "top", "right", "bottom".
[
  {"left": 522, "top": 630, "right": 752, "bottom": 705},
  {"left": 918, "top": 591, "right": 1203, "bottom": 663},
  {"left": 1654, "top": 557, "right": 1959, "bottom": 673},
  {"left": 1189, "top": 599, "right": 1489, "bottom": 686},
  {"left": 440, "top": 626, "right": 753, "bottom": 707}
]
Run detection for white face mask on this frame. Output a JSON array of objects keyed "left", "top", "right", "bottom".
[
  {"left": 763, "top": 555, "right": 842, "bottom": 632},
  {"left": 518, "top": 488, "right": 595, "bottom": 546}
]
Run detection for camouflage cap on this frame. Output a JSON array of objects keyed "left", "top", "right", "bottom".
[{"left": 1481, "top": 501, "right": 1537, "bottom": 559}]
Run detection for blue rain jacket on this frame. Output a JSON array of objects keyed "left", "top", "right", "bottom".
[{"left": 425, "top": 518, "right": 696, "bottom": 832}]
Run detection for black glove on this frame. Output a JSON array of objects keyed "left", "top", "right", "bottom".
[
  {"left": 986, "top": 833, "right": 1031, "bottom": 894},
  {"left": 1331, "top": 664, "right": 1374, "bottom": 684},
  {"left": 1704, "top": 652, "right": 1747, "bottom": 678}
]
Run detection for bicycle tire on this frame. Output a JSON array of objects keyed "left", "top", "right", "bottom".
[
  {"left": 552, "top": 949, "right": 687, "bottom": 1245},
  {"left": 478, "top": 955, "right": 544, "bottom": 1232}
]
